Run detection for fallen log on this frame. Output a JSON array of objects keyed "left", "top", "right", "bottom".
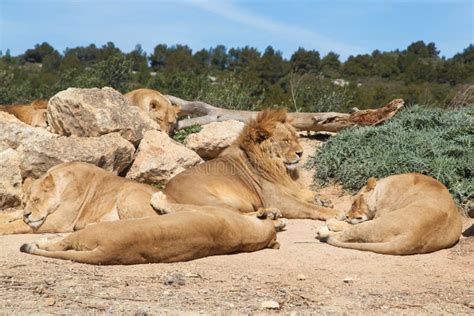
[{"left": 167, "top": 95, "right": 404, "bottom": 132}]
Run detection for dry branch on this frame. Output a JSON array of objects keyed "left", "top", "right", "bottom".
[{"left": 167, "top": 95, "right": 405, "bottom": 132}]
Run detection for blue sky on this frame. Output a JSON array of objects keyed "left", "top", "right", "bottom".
[{"left": 0, "top": 0, "right": 472, "bottom": 60}]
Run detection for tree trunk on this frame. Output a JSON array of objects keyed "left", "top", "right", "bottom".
[{"left": 167, "top": 95, "right": 405, "bottom": 133}]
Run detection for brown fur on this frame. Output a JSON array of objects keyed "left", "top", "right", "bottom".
[
  {"left": 124, "top": 88, "right": 180, "bottom": 134},
  {"left": 0, "top": 162, "right": 159, "bottom": 235},
  {"left": 316, "top": 173, "right": 463, "bottom": 255},
  {"left": 19, "top": 207, "right": 280, "bottom": 265},
  {"left": 164, "top": 109, "right": 343, "bottom": 220},
  {"left": 0, "top": 100, "right": 48, "bottom": 127}
]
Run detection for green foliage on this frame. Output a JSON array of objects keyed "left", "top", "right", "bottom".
[
  {"left": 172, "top": 124, "right": 203, "bottom": 143},
  {"left": 1, "top": 40, "right": 473, "bottom": 111},
  {"left": 288, "top": 74, "right": 354, "bottom": 112},
  {"left": 198, "top": 74, "right": 256, "bottom": 110},
  {"left": 307, "top": 105, "right": 474, "bottom": 208},
  {"left": 151, "top": 181, "right": 166, "bottom": 190}
]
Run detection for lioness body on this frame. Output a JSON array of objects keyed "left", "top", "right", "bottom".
[
  {"left": 20, "top": 208, "right": 279, "bottom": 265},
  {"left": 124, "top": 88, "right": 180, "bottom": 134},
  {"left": 165, "top": 109, "right": 341, "bottom": 220},
  {"left": 0, "top": 162, "right": 159, "bottom": 235},
  {"left": 316, "top": 173, "right": 463, "bottom": 255},
  {"left": 0, "top": 100, "right": 48, "bottom": 127}
]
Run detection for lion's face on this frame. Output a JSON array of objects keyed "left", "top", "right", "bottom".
[
  {"left": 30, "top": 109, "right": 48, "bottom": 128},
  {"left": 267, "top": 122, "right": 303, "bottom": 171},
  {"left": 346, "top": 177, "right": 377, "bottom": 224},
  {"left": 22, "top": 174, "right": 61, "bottom": 229},
  {"left": 346, "top": 194, "right": 371, "bottom": 224},
  {"left": 149, "top": 102, "right": 180, "bottom": 134}
]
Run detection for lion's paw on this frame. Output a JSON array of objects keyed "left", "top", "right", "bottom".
[
  {"left": 315, "top": 225, "right": 330, "bottom": 241},
  {"left": 314, "top": 196, "right": 334, "bottom": 208},
  {"left": 256, "top": 208, "right": 282, "bottom": 220},
  {"left": 274, "top": 218, "right": 288, "bottom": 232},
  {"left": 150, "top": 192, "right": 171, "bottom": 215}
]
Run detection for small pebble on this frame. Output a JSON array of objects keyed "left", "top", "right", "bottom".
[
  {"left": 163, "top": 273, "right": 185, "bottom": 286},
  {"left": 45, "top": 297, "right": 56, "bottom": 306},
  {"left": 297, "top": 274, "right": 306, "bottom": 281},
  {"left": 261, "top": 300, "right": 280, "bottom": 310},
  {"left": 343, "top": 277, "right": 353, "bottom": 284}
]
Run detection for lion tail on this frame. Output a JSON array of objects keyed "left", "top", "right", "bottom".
[
  {"left": 20, "top": 243, "right": 105, "bottom": 265},
  {"left": 325, "top": 237, "right": 410, "bottom": 255}
]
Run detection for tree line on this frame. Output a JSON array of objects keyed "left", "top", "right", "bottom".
[{"left": 1, "top": 41, "right": 472, "bottom": 112}]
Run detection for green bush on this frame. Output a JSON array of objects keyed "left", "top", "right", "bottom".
[
  {"left": 172, "top": 124, "right": 203, "bottom": 143},
  {"left": 307, "top": 105, "right": 473, "bottom": 209}
]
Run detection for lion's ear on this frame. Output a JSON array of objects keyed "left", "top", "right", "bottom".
[
  {"left": 42, "top": 174, "right": 55, "bottom": 191},
  {"left": 366, "top": 177, "right": 377, "bottom": 190},
  {"left": 256, "top": 130, "right": 270, "bottom": 142}
]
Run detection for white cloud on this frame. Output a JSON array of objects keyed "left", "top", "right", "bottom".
[{"left": 185, "top": 0, "right": 365, "bottom": 57}]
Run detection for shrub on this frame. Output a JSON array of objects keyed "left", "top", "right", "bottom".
[
  {"left": 172, "top": 124, "right": 202, "bottom": 143},
  {"left": 307, "top": 105, "right": 473, "bottom": 209}
]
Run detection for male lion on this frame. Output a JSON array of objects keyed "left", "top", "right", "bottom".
[
  {"left": 124, "top": 88, "right": 180, "bottom": 134},
  {"left": 0, "top": 162, "right": 159, "bottom": 235},
  {"left": 20, "top": 207, "right": 281, "bottom": 265},
  {"left": 164, "top": 109, "right": 342, "bottom": 220},
  {"left": 315, "top": 173, "right": 463, "bottom": 255},
  {"left": 0, "top": 100, "right": 48, "bottom": 127}
]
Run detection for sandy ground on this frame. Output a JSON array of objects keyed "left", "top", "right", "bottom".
[{"left": 0, "top": 136, "right": 473, "bottom": 314}]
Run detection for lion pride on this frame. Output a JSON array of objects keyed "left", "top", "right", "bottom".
[
  {"left": 164, "top": 109, "right": 343, "bottom": 220},
  {"left": 0, "top": 100, "right": 48, "bottom": 127},
  {"left": 316, "top": 173, "right": 463, "bottom": 255},
  {"left": 0, "top": 162, "right": 159, "bottom": 235},
  {"left": 124, "top": 88, "right": 180, "bottom": 134}
]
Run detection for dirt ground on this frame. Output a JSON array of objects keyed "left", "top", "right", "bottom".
[{"left": 0, "top": 136, "right": 473, "bottom": 314}]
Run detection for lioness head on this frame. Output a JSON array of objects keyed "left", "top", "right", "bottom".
[
  {"left": 149, "top": 100, "right": 181, "bottom": 134},
  {"left": 239, "top": 109, "right": 303, "bottom": 171},
  {"left": 22, "top": 174, "right": 61, "bottom": 229},
  {"left": 346, "top": 177, "right": 377, "bottom": 224}
]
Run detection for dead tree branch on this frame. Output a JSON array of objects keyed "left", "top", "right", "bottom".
[{"left": 167, "top": 95, "right": 405, "bottom": 132}]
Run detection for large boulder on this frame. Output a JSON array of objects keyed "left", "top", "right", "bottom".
[
  {"left": 184, "top": 120, "right": 244, "bottom": 159},
  {"left": 0, "top": 148, "right": 22, "bottom": 210},
  {"left": 126, "top": 130, "right": 203, "bottom": 185},
  {"left": 19, "top": 133, "right": 135, "bottom": 179},
  {"left": 0, "top": 112, "right": 135, "bottom": 179},
  {"left": 47, "top": 87, "right": 159, "bottom": 145}
]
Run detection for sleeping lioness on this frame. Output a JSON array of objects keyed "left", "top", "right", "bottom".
[
  {"left": 315, "top": 173, "right": 463, "bottom": 255},
  {"left": 0, "top": 100, "right": 48, "bottom": 127},
  {"left": 0, "top": 162, "right": 159, "bottom": 235},
  {"left": 124, "top": 88, "right": 180, "bottom": 134},
  {"left": 20, "top": 207, "right": 281, "bottom": 265}
]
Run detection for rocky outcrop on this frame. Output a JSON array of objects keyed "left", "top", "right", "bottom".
[
  {"left": 19, "top": 133, "right": 135, "bottom": 179},
  {"left": 0, "top": 112, "right": 135, "bottom": 179},
  {"left": 184, "top": 120, "right": 244, "bottom": 159},
  {"left": 0, "top": 148, "right": 22, "bottom": 210},
  {"left": 126, "top": 130, "right": 202, "bottom": 184},
  {"left": 47, "top": 87, "right": 159, "bottom": 145}
]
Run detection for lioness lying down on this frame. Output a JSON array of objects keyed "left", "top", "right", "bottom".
[
  {"left": 124, "top": 88, "right": 180, "bottom": 134},
  {"left": 0, "top": 100, "right": 48, "bottom": 127},
  {"left": 20, "top": 207, "right": 281, "bottom": 265},
  {"left": 165, "top": 109, "right": 342, "bottom": 220},
  {"left": 316, "top": 173, "right": 463, "bottom": 255},
  {"left": 0, "top": 162, "right": 159, "bottom": 235}
]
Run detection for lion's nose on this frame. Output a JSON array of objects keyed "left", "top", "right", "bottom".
[
  {"left": 296, "top": 151, "right": 303, "bottom": 158},
  {"left": 24, "top": 211, "right": 31, "bottom": 218}
]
